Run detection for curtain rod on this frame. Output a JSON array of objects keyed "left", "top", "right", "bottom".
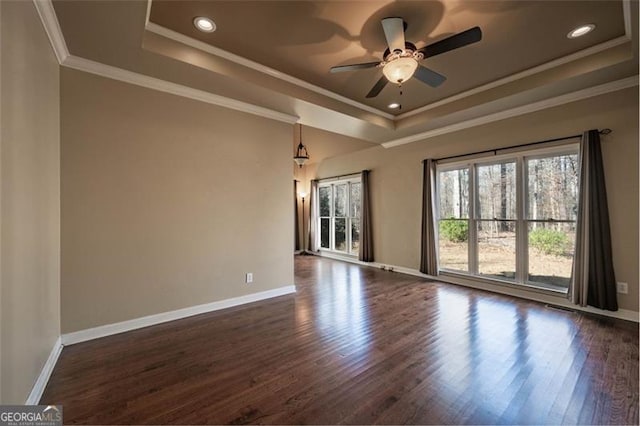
[
  {"left": 315, "top": 170, "right": 367, "bottom": 182},
  {"left": 434, "top": 128, "right": 612, "bottom": 163}
]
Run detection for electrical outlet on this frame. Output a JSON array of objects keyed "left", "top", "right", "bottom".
[
  {"left": 616, "top": 282, "right": 628, "bottom": 294},
  {"left": 246, "top": 273, "right": 253, "bottom": 284}
]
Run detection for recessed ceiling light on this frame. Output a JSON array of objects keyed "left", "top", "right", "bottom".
[
  {"left": 567, "top": 24, "right": 595, "bottom": 39},
  {"left": 193, "top": 16, "right": 216, "bottom": 33},
  {"left": 388, "top": 103, "right": 400, "bottom": 109}
]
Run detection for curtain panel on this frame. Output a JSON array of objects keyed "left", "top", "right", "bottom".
[
  {"left": 308, "top": 179, "right": 318, "bottom": 252},
  {"left": 359, "top": 170, "right": 374, "bottom": 262},
  {"left": 570, "top": 129, "right": 618, "bottom": 311},
  {"left": 420, "top": 159, "right": 438, "bottom": 275}
]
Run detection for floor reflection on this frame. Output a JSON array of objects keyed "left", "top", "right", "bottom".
[
  {"left": 297, "top": 259, "right": 372, "bottom": 357},
  {"left": 432, "top": 285, "right": 586, "bottom": 422}
]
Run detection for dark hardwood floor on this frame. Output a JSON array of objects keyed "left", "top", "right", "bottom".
[{"left": 42, "top": 256, "right": 639, "bottom": 425}]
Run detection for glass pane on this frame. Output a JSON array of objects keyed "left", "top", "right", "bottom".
[
  {"left": 350, "top": 182, "right": 361, "bottom": 218},
  {"left": 319, "top": 187, "right": 331, "bottom": 217},
  {"left": 476, "top": 162, "right": 516, "bottom": 219},
  {"left": 320, "top": 218, "right": 330, "bottom": 248},
  {"left": 527, "top": 154, "right": 579, "bottom": 221},
  {"left": 334, "top": 184, "right": 347, "bottom": 217},
  {"left": 477, "top": 220, "right": 516, "bottom": 279},
  {"left": 528, "top": 222, "right": 575, "bottom": 289},
  {"left": 438, "top": 168, "right": 469, "bottom": 219},
  {"left": 335, "top": 218, "right": 346, "bottom": 251},
  {"left": 351, "top": 218, "right": 360, "bottom": 253},
  {"left": 438, "top": 219, "right": 468, "bottom": 272}
]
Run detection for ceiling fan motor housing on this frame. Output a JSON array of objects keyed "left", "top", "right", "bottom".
[{"left": 382, "top": 42, "right": 423, "bottom": 63}]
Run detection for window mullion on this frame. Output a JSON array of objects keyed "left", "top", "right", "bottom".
[
  {"left": 346, "top": 182, "right": 352, "bottom": 254},
  {"left": 469, "top": 164, "right": 478, "bottom": 274},
  {"left": 516, "top": 156, "right": 527, "bottom": 283},
  {"left": 330, "top": 185, "right": 335, "bottom": 251}
]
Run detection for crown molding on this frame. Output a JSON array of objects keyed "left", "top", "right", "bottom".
[
  {"left": 395, "top": 36, "right": 631, "bottom": 120},
  {"left": 396, "top": 0, "right": 633, "bottom": 120},
  {"left": 33, "top": 0, "right": 69, "bottom": 64},
  {"left": 63, "top": 55, "right": 299, "bottom": 124},
  {"left": 33, "top": 0, "right": 298, "bottom": 125},
  {"left": 623, "top": 0, "right": 632, "bottom": 39},
  {"left": 145, "top": 21, "right": 395, "bottom": 121},
  {"left": 382, "top": 75, "right": 639, "bottom": 148}
]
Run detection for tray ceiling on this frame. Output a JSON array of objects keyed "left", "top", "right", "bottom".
[{"left": 149, "top": 0, "right": 626, "bottom": 115}]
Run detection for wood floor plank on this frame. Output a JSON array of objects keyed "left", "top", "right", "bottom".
[{"left": 41, "top": 256, "right": 639, "bottom": 425}]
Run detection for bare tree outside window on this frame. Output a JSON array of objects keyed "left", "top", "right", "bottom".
[{"left": 436, "top": 146, "right": 579, "bottom": 291}]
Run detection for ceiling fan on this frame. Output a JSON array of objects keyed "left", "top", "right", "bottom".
[{"left": 330, "top": 17, "right": 482, "bottom": 98}]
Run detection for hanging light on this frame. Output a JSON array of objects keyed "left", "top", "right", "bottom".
[{"left": 293, "top": 125, "right": 310, "bottom": 168}]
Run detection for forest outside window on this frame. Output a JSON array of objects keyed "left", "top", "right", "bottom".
[
  {"left": 318, "top": 177, "right": 361, "bottom": 255},
  {"left": 436, "top": 144, "right": 579, "bottom": 292}
]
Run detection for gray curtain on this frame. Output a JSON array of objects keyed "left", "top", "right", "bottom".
[
  {"left": 570, "top": 130, "right": 618, "bottom": 310},
  {"left": 308, "top": 180, "right": 318, "bottom": 252},
  {"left": 359, "top": 170, "right": 374, "bottom": 262},
  {"left": 420, "top": 159, "right": 438, "bottom": 275},
  {"left": 294, "top": 180, "right": 300, "bottom": 251}
]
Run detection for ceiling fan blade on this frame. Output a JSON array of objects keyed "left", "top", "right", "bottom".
[
  {"left": 414, "top": 65, "right": 447, "bottom": 87},
  {"left": 330, "top": 62, "right": 381, "bottom": 73},
  {"left": 419, "top": 26, "right": 482, "bottom": 58},
  {"left": 381, "top": 17, "right": 406, "bottom": 53},
  {"left": 366, "top": 75, "right": 388, "bottom": 98}
]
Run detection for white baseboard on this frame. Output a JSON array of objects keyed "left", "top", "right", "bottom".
[
  {"left": 26, "top": 336, "right": 63, "bottom": 404},
  {"left": 61, "top": 285, "right": 296, "bottom": 346},
  {"left": 316, "top": 252, "right": 640, "bottom": 323}
]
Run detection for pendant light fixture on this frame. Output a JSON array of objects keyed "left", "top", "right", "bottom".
[{"left": 293, "top": 124, "right": 310, "bottom": 168}]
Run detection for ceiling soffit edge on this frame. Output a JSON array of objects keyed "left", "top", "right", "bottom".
[
  {"left": 144, "top": 21, "right": 395, "bottom": 121},
  {"left": 396, "top": 36, "right": 631, "bottom": 120},
  {"left": 62, "top": 55, "right": 300, "bottom": 124},
  {"left": 382, "top": 75, "right": 639, "bottom": 149}
]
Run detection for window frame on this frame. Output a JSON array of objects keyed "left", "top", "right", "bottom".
[
  {"left": 436, "top": 143, "right": 579, "bottom": 293},
  {"left": 317, "top": 176, "right": 362, "bottom": 256}
]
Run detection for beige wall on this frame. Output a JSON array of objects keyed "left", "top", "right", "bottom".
[
  {"left": 60, "top": 69, "right": 294, "bottom": 333},
  {"left": 316, "top": 88, "right": 639, "bottom": 313},
  {"left": 0, "top": 1, "right": 61, "bottom": 403}
]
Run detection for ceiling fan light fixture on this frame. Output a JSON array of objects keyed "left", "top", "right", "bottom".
[
  {"left": 193, "top": 16, "right": 216, "bottom": 33},
  {"left": 382, "top": 57, "right": 418, "bottom": 84},
  {"left": 567, "top": 23, "right": 595, "bottom": 38}
]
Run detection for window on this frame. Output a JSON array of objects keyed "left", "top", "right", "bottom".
[
  {"left": 438, "top": 168, "right": 469, "bottom": 272},
  {"left": 436, "top": 144, "right": 579, "bottom": 292},
  {"left": 318, "top": 177, "right": 361, "bottom": 255}
]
